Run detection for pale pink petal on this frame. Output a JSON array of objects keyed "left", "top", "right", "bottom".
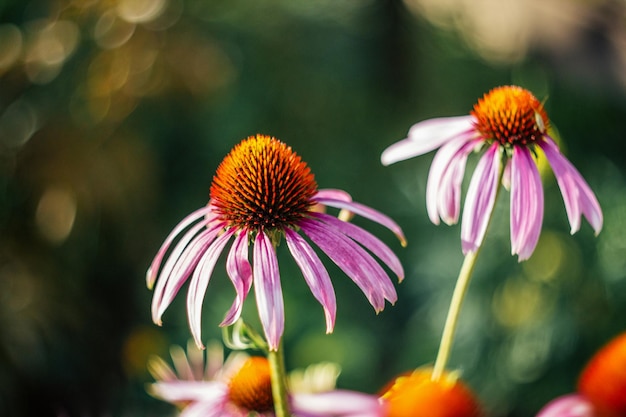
[
  {"left": 535, "top": 394, "right": 595, "bottom": 417},
  {"left": 151, "top": 223, "right": 223, "bottom": 325},
  {"left": 149, "top": 380, "right": 227, "bottom": 404},
  {"left": 510, "top": 146, "right": 544, "bottom": 261},
  {"left": 187, "top": 229, "right": 235, "bottom": 349},
  {"left": 427, "top": 135, "right": 480, "bottom": 225},
  {"left": 149, "top": 219, "right": 206, "bottom": 312},
  {"left": 313, "top": 196, "right": 406, "bottom": 247},
  {"left": 181, "top": 401, "right": 237, "bottom": 417},
  {"left": 253, "top": 231, "right": 284, "bottom": 351},
  {"left": 146, "top": 206, "right": 214, "bottom": 289},
  {"left": 312, "top": 212, "right": 404, "bottom": 281},
  {"left": 221, "top": 231, "right": 253, "bottom": 326},
  {"left": 292, "top": 390, "right": 385, "bottom": 417},
  {"left": 461, "top": 144, "right": 502, "bottom": 254},
  {"left": 285, "top": 228, "right": 336, "bottom": 333},
  {"left": 314, "top": 189, "right": 352, "bottom": 202},
  {"left": 300, "top": 218, "right": 397, "bottom": 311},
  {"left": 169, "top": 344, "right": 195, "bottom": 381},
  {"left": 381, "top": 116, "right": 475, "bottom": 166},
  {"left": 540, "top": 137, "right": 603, "bottom": 235}
]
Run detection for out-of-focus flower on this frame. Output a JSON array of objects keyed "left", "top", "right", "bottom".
[
  {"left": 382, "top": 85, "right": 602, "bottom": 261},
  {"left": 148, "top": 341, "right": 385, "bottom": 417},
  {"left": 379, "top": 367, "right": 482, "bottom": 417},
  {"left": 578, "top": 332, "right": 626, "bottom": 417},
  {"left": 535, "top": 394, "right": 595, "bottom": 417},
  {"left": 535, "top": 332, "right": 626, "bottom": 417},
  {"left": 148, "top": 134, "right": 405, "bottom": 350}
]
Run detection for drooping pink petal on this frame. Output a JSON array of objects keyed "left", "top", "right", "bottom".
[
  {"left": 187, "top": 229, "right": 235, "bottom": 349},
  {"left": 253, "top": 231, "right": 284, "bottom": 351},
  {"left": 535, "top": 394, "right": 595, "bottom": 417},
  {"left": 510, "top": 146, "right": 544, "bottom": 261},
  {"left": 461, "top": 143, "right": 502, "bottom": 254},
  {"left": 300, "top": 218, "right": 397, "bottom": 312},
  {"left": 292, "top": 390, "right": 385, "bottom": 417},
  {"left": 151, "top": 222, "right": 223, "bottom": 325},
  {"left": 146, "top": 206, "right": 214, "bottom": 289},
  {"left": 540, "top": 136, "right": 603, "bottom": 235},
  {"left": 313, "top": 196, "right": 406, "bottom": 247},
  {"left": 426, "top": 135, "right": 480, "bottom": 225},
  {"left": 221, "top": 231, "right": 253, "bottom": 327},
  {"left": 285, "top": 228, "right": 337, "bottom": 333},
  {"left": 381, "top": 116, "right": 475, "bottom": 166},
  {"left": 311, "top": 212, "right": 404, "bottom": 281}
]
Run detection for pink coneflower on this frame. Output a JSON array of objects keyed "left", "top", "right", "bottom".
[
  {"left": 147, "top": 134, "right": 405, "bottom": 350},
  {"left": 148, "top": 341, "right": 386, "bottom": 417},
  {"left": 381, "top": 85, "right": 602, "bottom": 260}
]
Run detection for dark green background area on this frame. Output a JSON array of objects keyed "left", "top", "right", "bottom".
[{"left": 1, "top": 1, "right": 625, "bottom": 416}]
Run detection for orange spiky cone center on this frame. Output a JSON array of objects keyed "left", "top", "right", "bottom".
[
  {"left": 210, "top": 134, "right": 318, "bottom": 231},
  {"left": 380, "top": 368, "right": 482, "bottom": 417},
  {"left": 228, "top": 356, "right": 274, "bottom": 413},
  {"left": 471, "top": 85, "right": 549, "bottom": 147}
]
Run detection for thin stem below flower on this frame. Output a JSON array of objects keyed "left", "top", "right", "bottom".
[
  {"left": 268, "top": 342, "right": 291, "bottom": 417},
  {"left": 431, "top": 249, "right": 481, "bottom": 381},
  {"left": 432, "top": 154, "right": 505, "bottom": 381}
]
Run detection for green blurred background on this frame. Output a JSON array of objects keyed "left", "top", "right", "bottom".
[{"left": 1, "top": 0, "right": 625, "bottom": 416}]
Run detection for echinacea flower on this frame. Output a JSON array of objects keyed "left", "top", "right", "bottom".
[
  {"left": 381, "top": 85, "right": 602, "bottom": 260},
  {"left": 379, "top": 367, "right": 483, "bottom": 417},
  {"left": 147, "top": 134, "right": 405, "bottom": 350},
  {"left": 148, "top": 340, "right": 385, "bottom": 417},
  {"left": 535, "top": 331, "right": 626, "bottom": 417}
]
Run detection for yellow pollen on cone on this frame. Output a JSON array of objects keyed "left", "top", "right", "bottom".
[{"left": 228, "top": 356, "right": 274, "bottom": 412}]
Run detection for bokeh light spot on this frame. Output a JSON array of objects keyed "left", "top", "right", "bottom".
[
  {"left": 94, "top": 10, "right": 136, "bottom": 49},
  {"left": 0, "top": 98, "right": 38, "bottom": 149},
  {"left": 116, "top": 0, "right": 167, "bottom": 24},
  {"left": 0, "top": 24, "right": 23, "bottom": 74},
  {"left": 492, "top": 276, "right": 552, "bottom": 328},
  {"left": 35, "top": 186, "right": 77, "bottom": 244},
  {"left": 522, "top": 232, "right": 565, "bottom": 284},
  {"left": 24, "top": 20, "right": 80, "bottom": 84},
  {"left": 122, "top": 326, "right": 168, "bottom": 378}
]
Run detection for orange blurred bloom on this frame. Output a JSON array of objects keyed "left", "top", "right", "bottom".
[
  {"left": 380, "top": 368, "right": 483, "bottom": 417},
  {"left": 578, "top": 332, "right": 626, "bottom": 417}
]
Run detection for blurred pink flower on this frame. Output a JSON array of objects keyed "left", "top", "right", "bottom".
[
  {"left": 382, "top": 85, "right": 602, "bottom": 261},
  {"left": 147, "top": 135, "right": 405, "bottom": 350},
  {"left": 535, "top": 394, "right": 595, "bottom": 417},
  {"left": 148, "top": 341, "right": 385, "bottom": 417}
]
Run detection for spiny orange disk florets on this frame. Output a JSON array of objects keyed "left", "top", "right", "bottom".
[
  {"left": 380, "top": 368, "right": 483, "bottom": 417},
  {"left": 228, "top": 356, "right": 274, "bottom": 412},
  {"left": 210, "top": 134, "right": 318, "bottom": 231},
  {"left": 471, "top": 85, "right": 549, "bottom": 147}
]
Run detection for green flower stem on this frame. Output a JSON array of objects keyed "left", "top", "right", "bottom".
[
  {"left": 431, "top": 152, "right": 505, "bottom": 381},
  {"left": 268, "top": 342, "right": 291, "bottom": 417},
  {"left": 431, "top": 248, "right": 481, "bottom": 381}
]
